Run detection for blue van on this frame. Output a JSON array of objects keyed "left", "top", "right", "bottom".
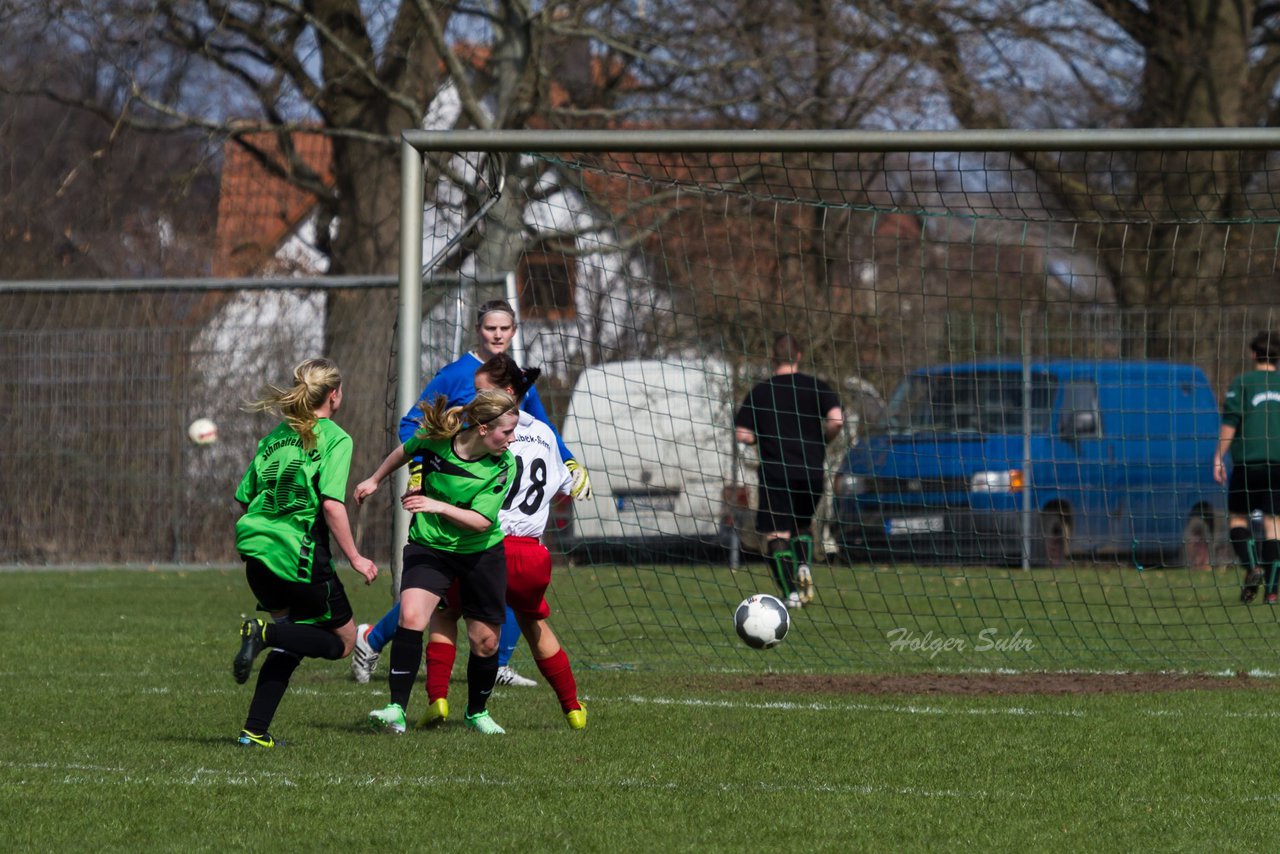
[{"left": 832, "top": 360, "right": 1224, "bottom": 567}]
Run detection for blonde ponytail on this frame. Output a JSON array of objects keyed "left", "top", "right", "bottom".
[
  {"left": 246, "top": 357, "right": 342, "bottom": 449},
  {"left": 416, "top": 388, "right": 517, "bottom": 440}
]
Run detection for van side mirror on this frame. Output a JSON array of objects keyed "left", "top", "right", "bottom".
[{"left": 1061, "top": 410, "right": 1098, "bottom": 440}]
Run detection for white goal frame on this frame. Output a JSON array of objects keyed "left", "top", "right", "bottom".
[{"left": 395, "top": 127, "right": 1280, "bottom": 578}]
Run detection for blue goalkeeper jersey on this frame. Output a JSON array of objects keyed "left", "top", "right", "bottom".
[{"left": 398, "top": 351, "right": 572, "bottom": 462}]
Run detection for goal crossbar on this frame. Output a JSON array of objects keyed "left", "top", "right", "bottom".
[{"left": 403, "top": 127, "right": 1280, "bottom": 154}]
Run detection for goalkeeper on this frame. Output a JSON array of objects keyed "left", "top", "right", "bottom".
[
  {"left": 734, "top": 333, "right": 843, "bottom": 610},
  {"left": 353, "top": 298, "right": 591, "bottom": 686}
]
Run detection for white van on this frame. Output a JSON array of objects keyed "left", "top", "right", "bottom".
[{"left": 559, "top": 357, "right": 749, "bottom": 557}]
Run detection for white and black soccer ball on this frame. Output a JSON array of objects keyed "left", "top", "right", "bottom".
[{"left": 734, "top": 593, "right": 790, "bottom": 649}]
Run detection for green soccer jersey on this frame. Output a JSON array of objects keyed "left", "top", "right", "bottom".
[
  {"left": 234, "top": 418, "right": 353, "bottom": 582},
  {"left": 1222, "top": 369, "right": 1280, "bottom": 464},
  {"left": 403, "top": 432, "right": 512, "bottom": 553}
]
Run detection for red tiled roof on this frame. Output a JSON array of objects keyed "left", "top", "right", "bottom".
[
  {"left": 212, "top": 131, "right": 333, "bottom": 278},
  {"left": 876, "top": 213, "right": 922, "bottom": 240},
  {"left": 210, "top": 39, "right": 633, "bottom": 279}
]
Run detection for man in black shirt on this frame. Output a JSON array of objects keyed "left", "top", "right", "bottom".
[{"left": 734, "top": 334, "right": 843, "bottom": 609}]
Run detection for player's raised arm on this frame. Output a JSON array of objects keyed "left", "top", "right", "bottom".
[{"left": 355, "top": 444, "right": 412, "bottom": 503}]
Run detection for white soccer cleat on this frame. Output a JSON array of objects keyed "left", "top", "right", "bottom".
[
  {"left": 796, "top": 564, "right": 815, "bottom": 605},
  {"left": 495, "top": 665, "right": 537, "bottom": 687},
  {"left": 351, "top": 623, "right": 379, "bottom": 684},
  {"left": 786, "top": 591, "right": 804, "bottom": 610}
]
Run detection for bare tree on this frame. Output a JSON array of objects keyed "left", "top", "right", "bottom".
[
  {"left": 2, "top": 1, "right": 658, "bottom": 488},
  {"left": 878, "top": 1, "right": 1280, "bottom": 340},
  {"left": 14, "top": 0, "right": 1270, "bottom": 443},
  {"left": 613, "top": 1, "right": 1280, "bottom": 360},
  {"left": 0, "top": 15, "right": 217, "bottom": 281}
]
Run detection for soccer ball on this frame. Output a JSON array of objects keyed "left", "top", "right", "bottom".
[
  {"left": 187, "top": 417, "right": 218, "bottom": 445},
  {"left": 734, "top": 594, "right": 790, "bottom": 649}
]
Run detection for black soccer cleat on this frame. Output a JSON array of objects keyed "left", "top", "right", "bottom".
[
  {"left": 237, "top": 729, "right": 276, "bottom": 748},
  {"left": 233, "top": 618, "right": 267, "bottom": 684},
  {"left": 1241, "top": 568, "right": 1264, "bottom": 604}
]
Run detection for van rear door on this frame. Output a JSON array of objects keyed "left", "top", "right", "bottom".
[
  {"left": 561, "top": 359, "right": 738, "bottom": 552},
  {"left": 1051, "top": 378, "right": 1119, "bottom": 552},
  {"left": 1120, "top": 366, "right": 1219, "bottom": 548}
]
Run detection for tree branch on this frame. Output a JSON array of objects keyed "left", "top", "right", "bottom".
[{"left": 410, "top": 0, "right": 493, "bottom": 129}]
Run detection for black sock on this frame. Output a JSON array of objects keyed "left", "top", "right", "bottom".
[
  {"left": 244, "top": 650, "right": 301, "bottom": 734},
  {"left": 263, "top": 622, "right": 344, "bottom": 660},
  {"left": 466, "top": 651, "right": 500, "bottom": 718},
  {"left": 388, "top": 626, "right": 424, "bottom": 710},
  {"left": 1230, "top": 526, "right": 1255, "bottom": 570}
]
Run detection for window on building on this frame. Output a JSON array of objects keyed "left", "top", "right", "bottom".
[{"left": 518, "top": 242, "right": 576, "bottom": 320}]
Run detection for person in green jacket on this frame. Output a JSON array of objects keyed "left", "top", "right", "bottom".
[{"left": 1215, "top": 331, "right": 1280, "bottom": 604}]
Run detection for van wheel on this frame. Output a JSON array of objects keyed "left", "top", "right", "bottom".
[
  {"left": 1035, "top": 510, "right": 1071, "bottom": 567},
  {"left": 1180, "top": 514, "right": 1213, "bottom": 571}
]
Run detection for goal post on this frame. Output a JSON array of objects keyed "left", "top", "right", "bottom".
[
  {"left": 396, "top": 127, "right": 1280, "bottom": 675},
  {"left": 394, "top": 141, "right": 515, "bottom": 592}
]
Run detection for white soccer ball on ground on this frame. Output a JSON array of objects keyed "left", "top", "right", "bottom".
[
  {"left": 187, "top": 417, "right": 218, "bottom": 445},
  {"left": 734, "top": 593, "right": 790, "bottom": 649}
]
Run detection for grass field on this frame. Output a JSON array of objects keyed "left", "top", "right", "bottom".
[{"left": 4, "top": 565, "right": 1280, "bottom": 852}]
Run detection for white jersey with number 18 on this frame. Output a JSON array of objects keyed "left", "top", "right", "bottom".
[{"left": 499, "top": 410, "right": 573, "bottom": 539}]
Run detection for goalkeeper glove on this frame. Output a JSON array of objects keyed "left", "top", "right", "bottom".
[
  {"left": 566, "top": 459, "right": 592, "bottom": 500},
  {"left": 405, "top": 459, "right": 423, "bottom": 495}
]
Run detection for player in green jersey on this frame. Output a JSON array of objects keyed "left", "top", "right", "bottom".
[
  {"left": 354, "top": 388, "right": 518, "bottom": 735},
  {"left": 230, "top": 357, "right": 379, "bottom": 748},
  {"left": 1215, "top": 331, "right": 1280, "bottom": 604}
]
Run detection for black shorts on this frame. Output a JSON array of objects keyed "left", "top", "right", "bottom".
[
  {"left": 1228, "top": 463, "right": 1280, "bottom": 516},
  {"left": 755, "top": 478, "right": 823, "bottom": 536},
  {"left": 243, "top": 558, "right": 353, "bottom": 629},
  {"left": 401, "top": 541, "right": 507, "bottom": 625}
]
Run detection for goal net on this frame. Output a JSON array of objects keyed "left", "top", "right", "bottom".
[{"left": 400, "top": 130, "right": 1280, "bottom": 675}]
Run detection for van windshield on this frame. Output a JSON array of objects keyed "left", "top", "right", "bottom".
[{"left": 884, "top": 371, "right": 1056, "bottom": 435}]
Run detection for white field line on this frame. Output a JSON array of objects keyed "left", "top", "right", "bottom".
[
  {"left": 621, "top": 693, "right": 1280, "bottom": 721},
  {"left": 0, "top": 682, "right": 1079, "bottom": 716},
  {"left": 14, "top": 757, "right": 1278, "bottom": 805},
  {"left": 622, "top": 694, "right": 1083, "bottom": 717},
  {"left": 16, "top": 680, "right": 1279, "bottom": 721},
  {"left": 948, "top": 666, "right": 1280, "bottom": 679},
  {"left": 10, "top": 755, "right": 1280, "bottom": 808},
  {"left": 0, "top": 759, "right": 1008, "bottom": 800},
  {"left": 708, "top": 665, "right": 1280, "bottom": 679},
  {"left": 15, "top": 664, "right": 1280, "bottom": 683}
]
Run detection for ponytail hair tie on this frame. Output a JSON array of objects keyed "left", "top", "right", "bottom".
[{"left": 513, "top": 367, "right": 542, "bottom": 400}]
